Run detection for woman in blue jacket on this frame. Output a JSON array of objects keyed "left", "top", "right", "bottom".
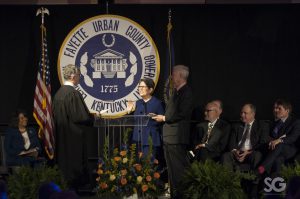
[
  {"left": 4, "top": 109, "right": 42, "bottom": 166},
  {"left": 127, "top": 78, "right": 164, "bottom": 158}
]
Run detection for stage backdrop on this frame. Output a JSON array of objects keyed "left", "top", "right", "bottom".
[{"left": 1, "top": 4, "right": 300, "bottom": 124}]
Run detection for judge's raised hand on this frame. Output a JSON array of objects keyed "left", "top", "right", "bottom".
[{"left": 126, "top": 100, "right": 136, "bottom": 113}]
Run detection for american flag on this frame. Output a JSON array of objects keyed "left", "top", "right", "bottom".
[{"left": 33, "top": 25, "right": 55, "bottom": 159}]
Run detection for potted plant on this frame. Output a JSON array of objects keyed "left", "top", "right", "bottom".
[
  {"left": 281, "top": 161, "right": 300, "bottom": 181},
  {"left": 180, "top": 160, "right": 255, "bottom": 199},
  {"left": 280, "top": 160, "right": 300, "bottom": 197},
  {"left": 7, "top": 164, "right": 67, "bottom": 199}
]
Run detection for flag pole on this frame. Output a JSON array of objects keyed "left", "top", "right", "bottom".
[
  {"left": 106, "top": 0, "right": 109, "bottom": 14},
  {"left": 36, "top": 7, "right": 50, "bottom": 109},
  {"left": 167, "top": 9, "right": 173, "bottom": 97},
  {"left": 163, "top": 8, "right": 175, "bottom": 104},
  {"left": 34, "top": 7, "right": 55, "bottom": 159}
]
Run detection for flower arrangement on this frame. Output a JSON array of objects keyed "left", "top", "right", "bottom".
[{"left": 96, "top": 129, "right": 164, "bottom": 198}]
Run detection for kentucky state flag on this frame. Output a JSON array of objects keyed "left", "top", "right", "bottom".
[{"left": 163, "top": 17, "right": 175, "bottom": 104}]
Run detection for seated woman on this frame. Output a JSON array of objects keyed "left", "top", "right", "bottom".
[{"left": 4, "top": 109, "right": 43, "bottom": 166}]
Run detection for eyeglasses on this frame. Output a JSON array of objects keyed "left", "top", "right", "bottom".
[
  {"left": 205, "top": 109, "right": 215, "bottom": 112},
  {"left": 138, "top": 86, "right": 148, "bottom": 89}
]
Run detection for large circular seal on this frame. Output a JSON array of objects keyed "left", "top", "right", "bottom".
[{"left": 58, "top": 14, "right": 160, "bottom": 118}]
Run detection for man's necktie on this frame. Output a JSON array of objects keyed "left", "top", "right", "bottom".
[
  {"left": 203, "top": 123, "right": 214, "bottom": 144},
  {"left": 238, "top": 124, "right": 251, "bottom": 150},
  {"left": 272, "top": 120, "right": 284, "bottom": 138},
  {"left": 172, "top": 89, "right": 178, "bottom": 101}
]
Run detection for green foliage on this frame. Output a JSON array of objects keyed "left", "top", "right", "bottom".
[
  {"left": 122, "top": 127, "right": 131, "bottom": 146},
  {"left": 281, "top": 161, "right": 300, "bottom": 182},
  {"left": 146, "top": 136, "right": 153, "bottom": 162},
  {"left": 103, "top": 132, "right": 109, "bottom": 163},
  {"left": 181, "top": 160, "right": 255, "bottom": 199},
  {"left": 7, "top": 164, "right": 67, "bottom": 199}
]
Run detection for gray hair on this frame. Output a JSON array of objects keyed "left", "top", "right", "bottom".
[
  {"left": 211, "top": 99, "right": 223, "bottom": 110},
  {"left": 244, "top": 103, "right": 256, "bottom": 114},
  {"left": 173, "top": 65, "right": 189, "bottom": 80},
  {"left": 63, "top": 64, "right": 80, "bottom": 80}
]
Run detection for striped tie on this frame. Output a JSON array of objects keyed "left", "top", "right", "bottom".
[{"left": 204, "top": 123, "right": 214, "bottom": 144}]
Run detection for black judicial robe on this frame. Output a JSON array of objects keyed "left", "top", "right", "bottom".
[{"left": 52, "top": 85, "right": 92, "bottom": 185}]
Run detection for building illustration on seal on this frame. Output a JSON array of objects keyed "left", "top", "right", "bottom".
[{"left": 91, "top": 49, "right": 128, "bottom": 79}]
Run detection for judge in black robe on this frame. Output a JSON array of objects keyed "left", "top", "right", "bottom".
[{"left": 52, "top": 64, "right": 92, "bottom": 188}]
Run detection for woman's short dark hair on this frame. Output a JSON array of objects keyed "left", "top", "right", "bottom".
[
  {"left": 9, "top": 109, "right": 27, "bottom": 128},
  {"left": 139, "top": 78, "right": 155, "bottom": 90}
]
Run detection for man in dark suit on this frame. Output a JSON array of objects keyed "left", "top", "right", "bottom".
[
  {"left": 222, "top": 104, "right": 269, "bottom": 171},
  {"left": 193, "top": 101, "right": 230, "bottom": 162},
  {"left": 153, "top": 65, "right": 193, "bottom": 199},
  {"left": 258, "top": 99, "right": 300, "bottom": 176}
]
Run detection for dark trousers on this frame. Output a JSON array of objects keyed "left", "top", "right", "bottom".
[
  {"left": 222, "top": 150, "right": 262, "bottom": 171},
  {"left": 164, "top": 144, "right": 190, "bottom": 199},
  {"left": 195, "top": 148, "right": 220, "bottom": 162},
  {"left": 261, "top": 143, "right": 297, "bottom": 175}
]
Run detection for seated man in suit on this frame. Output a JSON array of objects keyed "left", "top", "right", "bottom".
[
  {"left": 193, "top": 101, "right": 230, "bottom": 162},
  {"left": 222, "top": 104, "right": 269, "bottom": 171},
  {"left": 258, "top": 99, "right": 300, "bottom": 176}
]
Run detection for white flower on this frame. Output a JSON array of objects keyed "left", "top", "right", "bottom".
[
  {"left": 110, "top": 174, "right": 116, "bottom": 181},
  {"left": 137, "top": 176, "right": 143, "bottom": 184},
  {"left": 122, "top": 157, "right": 128, "bottom": 164}
]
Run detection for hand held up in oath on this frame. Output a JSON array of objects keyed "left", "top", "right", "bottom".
[{"left": 126, "top": 100, "right": 136, "bottom": 113}]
